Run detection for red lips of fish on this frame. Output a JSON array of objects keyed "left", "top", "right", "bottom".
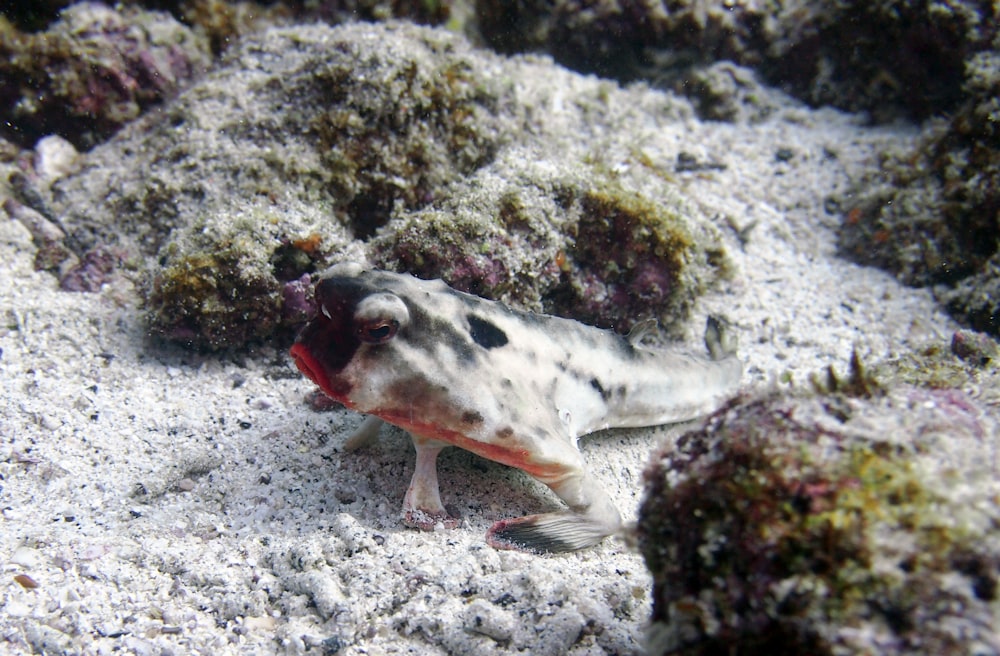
[
  {"left": 290, "top": 342, "right": 326, "bottom": 390},
  {"left": 290, "top": 339, "right": 354, "bottom": 401},
  {"left": 291, "top": 306, "right": 359, "bottom": 406}
]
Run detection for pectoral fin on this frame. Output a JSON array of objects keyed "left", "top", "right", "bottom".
[
  {"left": 486, "top": 471, "right": 622, "bottom": 553},
  {"left": 343, "top": 415, "right": 384, "bottom": 451}
]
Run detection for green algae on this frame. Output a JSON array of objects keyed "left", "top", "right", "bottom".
[
  {"left": 148, "top": 246, "right": 282, "bottom": 350},
  {"left": 549, "top": 180, "right": 710, "bottom": 332},
  {"left": 146, "top": 208, "right": 330, "bottom": 349}
]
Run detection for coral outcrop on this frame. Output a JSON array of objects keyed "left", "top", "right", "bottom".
[
  {"left": 639, "top": 384, "right": 1000, "bottom": 655},
  {"left": 21, "top": 21, "right": 727, "bottom": 349},
  {"left": 0, "top": 2, "right": 210, "bottom": 149}
]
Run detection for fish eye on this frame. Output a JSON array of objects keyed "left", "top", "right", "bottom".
[
  {"left": 358, "top": 319, "right": 398, "bottom": 344},
  {"left": 353, "top": 292, "right": 409, "bottom": 345}
]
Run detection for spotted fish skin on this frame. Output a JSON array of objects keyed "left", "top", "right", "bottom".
[{"left": 290, "top": 262, "right": 742, "bottom": 552}]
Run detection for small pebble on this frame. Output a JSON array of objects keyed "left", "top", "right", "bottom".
[
  {"left": 34, "top": 135, "right": 80, "bottom": 182},
  {"left": 243, "top": 616, "right": 276, "bottom": 631},
  {"left": 10, "top": 546, "right": 41, "bottom": 568}
]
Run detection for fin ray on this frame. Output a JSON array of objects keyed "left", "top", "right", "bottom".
[{"left": 487, "top": 511, "right": 618, "bottom": 553}]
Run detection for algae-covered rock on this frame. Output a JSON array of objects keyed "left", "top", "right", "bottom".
[
  {"left": 942, "top": 255, "right": 1000, "bottom": 336},
  {"left": 38, "top": 21, "right": 505, "bottom": 348},
  {"left": 838, "top": 46, "right": 1000, "bottom": 336},
  {"left": 49, "top": 21, "right": 504, "bottom": 255},
  {"left": 308, "top": 31, "right": 501, "bottom": 239},
  {"left": 0, "top": 2, "right": 210, "bottom": 149},
  {"left": 146, "top": 201, "right": 348, "bottom": 348},
  {"left": 872, "top": 330, "right": 999, "bottom": 390},
  {"left": 33, "top": 20, "right": 730, "bottom": 349},
  {"left": 683, "top": 62, "right": 782, "bottom": 124},
  {"left": 371, "top": 156, "right": 728, "bottom": 333},
  {"left": 475, "top": 0, "right": 997, "bottom": 121},
  {"left": 555, "top": 181, "right": 720, "bottom": 331},
  {"left": 638, "top": 389, "right": 1000, "bottom": 655}
]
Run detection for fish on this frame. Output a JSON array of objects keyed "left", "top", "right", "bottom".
[{"left": 290, "top": 262, "right": 742, "bottom": 552}]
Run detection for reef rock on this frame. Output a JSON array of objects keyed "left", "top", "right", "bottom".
[{"left": 639, "top": 386, "right": 1000, "bottom": 655}]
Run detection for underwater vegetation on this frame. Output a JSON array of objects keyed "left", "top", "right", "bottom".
[{"left": 639, "top": 384, "right": 1000, "bottom": 655}]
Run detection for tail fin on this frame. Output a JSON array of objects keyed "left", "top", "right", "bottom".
[{"left": 705, "top": 315, "right": 738, "bottom": 361}]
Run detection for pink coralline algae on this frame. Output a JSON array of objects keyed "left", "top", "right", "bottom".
[
  {"left": 951, "top": 329, "right": 999, "bottom": 367},
  {"left": 281, "top": 273, "right": 318, "bottom": 326},
  {"left": 59, "top": 247, "right": 127, "bottom": 292}
]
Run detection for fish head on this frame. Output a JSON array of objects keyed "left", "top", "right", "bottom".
[{"left": 290, "top": 263, "right": 415, "bottom": 407}]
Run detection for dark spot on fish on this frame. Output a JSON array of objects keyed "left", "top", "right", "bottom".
[
  {"left": 555, "top": 360, "right": 568, "bottom": 372},
  {"left": 405, "top": 301, "right": 477, "bottom": 364},
  {"left": 462, "top": 410, "right": 484, "bottom": 425},
  {"left": 616, "top": 385, "right": 627, "bottom": 398},
  {"left": 589, "top": 377, "right": 610, "bottom": 401},
  {"left": 496, "top": 426, "right": 514, "bottom": 439},
  {"left": 468, "top": 314, "right": 508, "bottom": 349}
]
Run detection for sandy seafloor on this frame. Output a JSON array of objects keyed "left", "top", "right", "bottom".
[{"left": 0, "top": 57, "right": 964, "bottom": 655}]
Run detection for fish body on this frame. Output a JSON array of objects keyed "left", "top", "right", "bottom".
[{"left": 290, "top": 262, "right": 742, "bottom": 552}]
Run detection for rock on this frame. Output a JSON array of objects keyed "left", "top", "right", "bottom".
[
  {"left": 638, "top": 388, "right": 1000, "bottom": 655},
  {"left": 0, "top": 2, "right": 210, "bottom": 149},
  {"left": 838, "top": 47, "right": 1000, "bottom": 336},
  {"left": 42, "top": 21, "right": 728, "bottom": 348}
]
